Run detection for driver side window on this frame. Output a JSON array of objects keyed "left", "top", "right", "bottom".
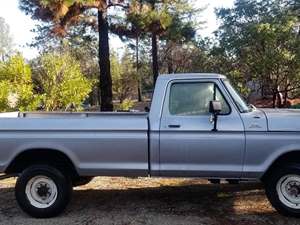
[{"left": 169, "top": 82, "right": 230, "bottom": 116}]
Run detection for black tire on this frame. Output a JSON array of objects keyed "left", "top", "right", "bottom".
[
  {"left": 226, "top": 179, "right": 239, "bottom": 185},
  {"left": 208, "top": 179, "right": 221, "bottom": 184},
  {"left": 264, "top": 164, "right": 300, "bottom": 217},
  {"left": 72, "top": 176, "right": 93, "bottom": 187},
  {"left": 15, "top": 165, "right": 72, "bottom": 218}
]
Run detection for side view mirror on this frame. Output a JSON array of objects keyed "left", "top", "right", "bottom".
[
  {"left": 209, "top": 100, "right": 222, "bottom": 131},
  {"left": 209, "top": 100, "right": 222, "bottom": 114}
]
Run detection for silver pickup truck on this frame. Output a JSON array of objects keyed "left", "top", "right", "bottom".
[{"left": 1, "top": 73, "right": 300, "bottom": 218}]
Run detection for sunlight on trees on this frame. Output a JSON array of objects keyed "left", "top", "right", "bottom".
[
  {"left": 0, "top": 17, "right": 13, "bottom": 61},
  {"left": 34, "top": 52, "right": 95, "bottom": 111},
  {"left": 214, "top": 0, "right": 300, "bottom": 107},
  {"left": 0, "top": 54, "right": 40, "bottom": 111}
]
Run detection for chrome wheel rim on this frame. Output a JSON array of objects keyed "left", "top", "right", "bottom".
[
  {"left": 276, "top": 174, "right": 300, "bottom": 209},
  {"left": 25, "top": 175, "right": 58, "bottom": 209}
]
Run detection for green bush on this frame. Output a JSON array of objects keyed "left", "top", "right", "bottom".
[
  {"left": 0, "top": 54, "right": 40, "bottom": 112},
  {"left": 35, "top": 52, "right": 95, "bottom": 111},
  {"left": 115, "top": 99, "right": 134, "bottom": 111}
]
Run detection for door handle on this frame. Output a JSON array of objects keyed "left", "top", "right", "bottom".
[{"left": 168, "top": 124, "right": 181, "bottom": 128}]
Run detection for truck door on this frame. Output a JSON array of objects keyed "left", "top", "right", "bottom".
[{"left": 159, "top": 79, "right": 245, "bottom": 178}]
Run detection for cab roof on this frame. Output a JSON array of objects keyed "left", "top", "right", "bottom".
[{"left": 158, "top": 73, "right": 227, "bottom": 81}]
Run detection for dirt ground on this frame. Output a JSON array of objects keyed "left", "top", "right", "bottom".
[{"left": 0, "top": 177, "right": 299, "bottom": 225}]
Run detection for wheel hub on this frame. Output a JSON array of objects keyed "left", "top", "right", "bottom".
[
  {"left": 277, "top": 175, "right": 300, "bottom": 209},
  {"left": 25, "top": 176, "right": 58, "bottom": 209},
  {"left": 37, "top": 183, "right": 51, "bottom": 198}
]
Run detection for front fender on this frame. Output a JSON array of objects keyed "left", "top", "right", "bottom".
[{"left": 243, "top": 132, "right": 300, "bottom": 179}]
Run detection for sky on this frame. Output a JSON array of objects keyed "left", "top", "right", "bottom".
[{"left": 0, "top": 0, "right": 235, "bottom": 59}]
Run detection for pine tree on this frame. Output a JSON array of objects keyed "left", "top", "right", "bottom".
[{"left": 19, "top": 0, "right": 128, "bottom": 111}]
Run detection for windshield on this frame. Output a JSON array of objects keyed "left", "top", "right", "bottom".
[{"left": 222, "top": 80, "right": 251, "bottom": 113}]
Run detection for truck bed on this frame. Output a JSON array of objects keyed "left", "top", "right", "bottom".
[{"left": 0, "top": 111, "right": 149, "bottom": 176}]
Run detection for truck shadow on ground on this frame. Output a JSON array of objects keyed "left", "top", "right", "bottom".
[{"left": 0, "top": 181, "right": 299, "bottom": 225}]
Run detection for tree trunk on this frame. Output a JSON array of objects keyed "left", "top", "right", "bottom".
[
  {"left": 272, "top": 91, "right": 277, "bottom": 108},
  {"left": 167, "top": 59, "right": 173, "bottom": 74},
  {"left": 136, "top": 36, "right": 142, "bottom": 102},
  {"left": 98, "top": 9, "right": 113, "bottom": 111},
  {"left": 283, "top": 89, "right": 288, "bottom": 107},
  {"left": 277, "top": 91, "right": 283, "bottom": 108},
  {"left": 167, "top": 40, "right": 174, "bottom": 74},
  {"left": 283, "top": 77, "right": 289, "bottom": 108},
  {"left": 150, "top": 0, "right": 159, "bottom": 85},
  {"left": 260, "top": 82, "right": 264, "bottom": 98},
  {"left": 152, "top": 32, "right": 159, "bottom": 85}
]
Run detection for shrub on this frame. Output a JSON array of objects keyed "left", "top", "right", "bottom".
[
  {"left": 115, "top": 99, "right": 135, "bottom": 111},
  {"left": 35, "top": 52, "right": 95, "bottom": 111},
  {"left": 0, "top": 54, "right": 40, "bottom": 112}
]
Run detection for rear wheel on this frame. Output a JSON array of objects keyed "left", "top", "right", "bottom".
[
  {"left": 15, "top": 165, "right": 72, "bottom": 218},
  {"left": 265, "top": 165, "right": 300, "bottom": 217}
]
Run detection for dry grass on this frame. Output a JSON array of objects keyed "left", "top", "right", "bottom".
[{"left": 0, "top": 177, "right": 299, "bottom": 225}]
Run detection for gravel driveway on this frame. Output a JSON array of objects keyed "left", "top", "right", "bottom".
[{"left": 0, "top": 177, "right": 299, "bottom": 225}]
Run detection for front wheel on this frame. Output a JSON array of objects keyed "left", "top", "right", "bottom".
[
  {"left": 15, "top": 165, "right": 72, "bottom": 218},
  {"left": 265, "top": 165, "right": 300, "bottom": 217}
]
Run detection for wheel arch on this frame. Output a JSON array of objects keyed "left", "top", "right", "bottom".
[
  {"left": 5, "top": 148, "right": 79, "bottom": 178},
  {"left": 262, "top": 150, "right": 300, "bottom": 182}
]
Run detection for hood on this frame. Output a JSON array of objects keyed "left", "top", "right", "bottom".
[{"left": 261, "top": 108, "right": 300, "bottom": 131}]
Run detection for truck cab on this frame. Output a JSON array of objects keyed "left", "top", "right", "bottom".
[
  {"left": 150, "top": 74, "right": 248, "bottom": 178},
  {"left": 150, "top": 73, "right": 267, "bottom": 178}
]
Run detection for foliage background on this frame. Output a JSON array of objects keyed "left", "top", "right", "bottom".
[{"left": 0, "top": 0, "right": 299, "bottom": 112}]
